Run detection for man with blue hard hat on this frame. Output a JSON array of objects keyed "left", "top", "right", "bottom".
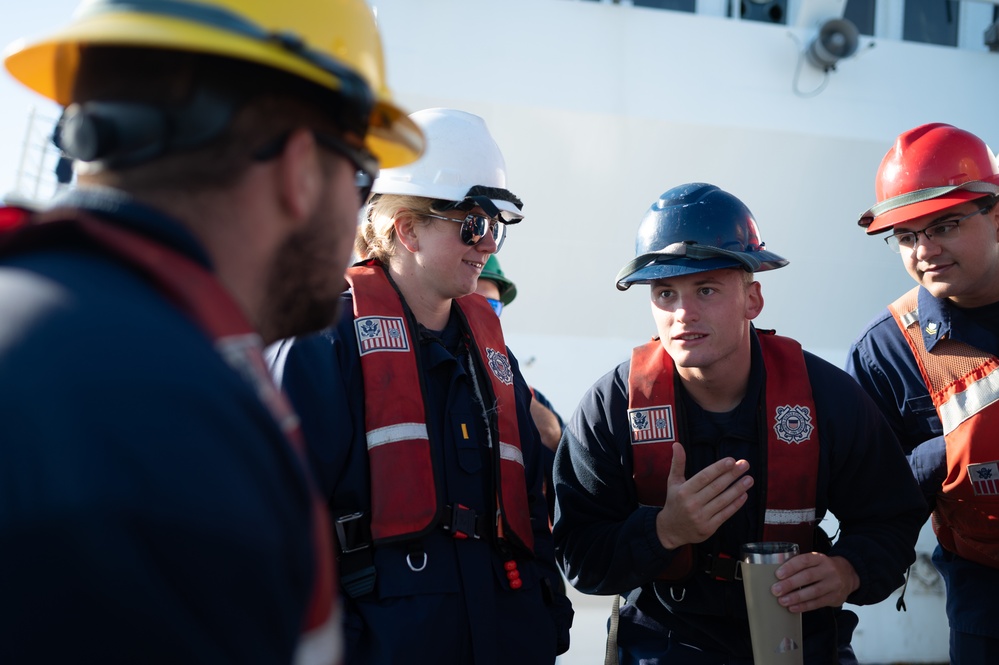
[{"left": 553, "top": 182, "right": 925, "bottom": 664}]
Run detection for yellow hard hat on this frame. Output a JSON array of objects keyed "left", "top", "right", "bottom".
[{"left": 2, "top": 0, "right": 423, "bottom": 169}]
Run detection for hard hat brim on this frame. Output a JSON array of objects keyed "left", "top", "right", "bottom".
[
  {"left": 370, "top": 181, "right": 524, "bottom": 218},
  {"left": 860, "top": 175, "right": 999, "bottom": 234},
  {"left": 861, "top": 186, "right": 996, "bottom": 234},
  {"left": 617, "top": 256, "right": 743, "bottom": 288},
  {"left": 862, "top": 191, "right": 982, "bottom": 234},
  {"left": 3, "top": 14, "right": 424, "bottom": 169},
  {"left": 479, "top": 270, "right": 517, "bottom": 305},
  {"left": 616, "top": 246, "right": 787, "bottom": 291}
]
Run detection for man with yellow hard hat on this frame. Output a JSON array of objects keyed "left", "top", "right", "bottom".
[{"left": 0, "top": 1, "right": 422, "bottom": 663}]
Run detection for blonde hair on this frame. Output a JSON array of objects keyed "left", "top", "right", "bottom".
[{"left": 356, "top": 194, "right": 439, "bottom": 262}]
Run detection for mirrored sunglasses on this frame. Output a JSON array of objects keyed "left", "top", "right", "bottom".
[{"left": 424, "top": 212, "right": 507, "bottom": 251}]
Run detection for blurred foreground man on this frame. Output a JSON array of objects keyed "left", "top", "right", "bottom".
[
  {"left": 554, "top": 183, "right": 925, "bottom": 664},
  {"left": 848, "top": 123, "right": 999, "bottom": 664},
  {"left": 0, "top": 1, "right": 421, "bottom": 663}
]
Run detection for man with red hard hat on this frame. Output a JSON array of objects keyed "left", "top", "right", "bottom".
[{"left": 848, "top": 122, "right": 999, "bottom": 664}]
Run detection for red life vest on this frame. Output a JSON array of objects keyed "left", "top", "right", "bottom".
[
  {"left": 346, "top": 261, "right": 534, "bottom": 553},
  {"left": 0, "top": 206, "right": 340, "bottom": 664},
  {"left": 889, "top": 287, "right": 999, "bottom": 569},
  {"left": 628, "top": 331, "right": 819, "bottom": 579}
]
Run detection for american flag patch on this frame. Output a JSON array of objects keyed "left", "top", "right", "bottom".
[
  {"left": 355, "top": 316, "right": 410, "bottom": 355},
  {"left": 628, "top": 405, "right": 675, "bottom": 444},
  {"left": 969, "top": 461, "right": 999, "bottom": 496}
]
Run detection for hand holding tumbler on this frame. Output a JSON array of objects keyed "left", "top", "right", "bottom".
[{"left": 741, "top": 542, "right": 803, "bottom": 665}]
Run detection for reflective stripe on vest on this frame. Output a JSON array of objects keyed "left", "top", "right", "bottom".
[
  {"left": 628, "top": 332, "right": 819, "bottom": 558},
  {"left": 889, "top": 287, "right": 999, "bottom": 568},
  {"left": 0, "top": 208, "right": 339, "bottom": 660},
  {"left": 346, "top": 262, "right": 534, "bottom": 552}
]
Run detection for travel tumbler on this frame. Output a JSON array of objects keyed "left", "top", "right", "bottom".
[{"left": 740, "top": 541, "right": 803, "bottom": 665}]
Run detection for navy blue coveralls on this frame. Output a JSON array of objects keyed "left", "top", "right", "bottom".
[
  {"left": 0, "top": 189, "right": 317, "bottom": 664},
  {"left": 555, "top": 329, "right": 926, "bottom": 664},
  {"left": 532, "top": 387, "right": 563, "bottom": 523},
  {"left": 269, "top": 289, "right": 573, "bottom": 665},
  {"left": 847, "top": 286, "right": 999, "bottom": 662}
]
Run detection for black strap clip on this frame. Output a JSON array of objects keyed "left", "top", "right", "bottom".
[
  {"left": 443, "top": 503, "right": 483, "bottom": 540},
  {"left": 704, "top": 552, "right": 741, "bottom": 581},
  {"left": 334, "top": 511, "right": 372, "bottom": 554},
  {"left": 333, "top": 511, "right": 375, "bottom": 598}
]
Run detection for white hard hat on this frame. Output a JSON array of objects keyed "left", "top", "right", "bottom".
[{"left": 370, "top": 108, "right": 523, "bottom": 222}]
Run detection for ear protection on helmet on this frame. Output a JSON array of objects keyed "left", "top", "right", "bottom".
[{"left": 55, "top": 88, "right": 236, "bottom": 167}]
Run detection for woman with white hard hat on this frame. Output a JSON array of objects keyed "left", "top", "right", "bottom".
[{"left": 270, "top": 108, "right": 573, "bottom": 664}]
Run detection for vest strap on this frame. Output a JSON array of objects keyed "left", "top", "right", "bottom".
[
  {"left": 443, "top": 503, "right": 491, "bottom": 540},
  {"left": 346, "top": 261, "right": 534, "bottom": 555},
  {"left": 628, "top": 331, "right": 819, "bottom": 580},
  {"left": 889, "top": 287, "right": 999, "bottom": 568}
]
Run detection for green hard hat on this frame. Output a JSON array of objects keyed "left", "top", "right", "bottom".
[{"left": 480, "top": 255, "right": 517, "bottom": 305}]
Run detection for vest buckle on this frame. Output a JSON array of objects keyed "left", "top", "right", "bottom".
[
  {"left": 333, "top": 511, "right": 376, "bottom": 598},
  {"left": 703, "top": 552, "right": 740, "bottom": 581},
  {"left": 444, "top": 503, "right": 481, "bottom": 540},
  {"left": 334, "top": 511, "right": 372, "bottom": 554}
]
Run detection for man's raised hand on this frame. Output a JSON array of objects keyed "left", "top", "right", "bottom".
[{"left": 655, "top": 442, "right": 754, "bottom": 550}]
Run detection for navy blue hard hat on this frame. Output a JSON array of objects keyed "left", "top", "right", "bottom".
[{"left": 615, "top": 182, "right": 788, "bottom": 291}]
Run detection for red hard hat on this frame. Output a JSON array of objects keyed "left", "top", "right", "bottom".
[{"left": 859, "top": 123, "right": 999, "bottom": 234}]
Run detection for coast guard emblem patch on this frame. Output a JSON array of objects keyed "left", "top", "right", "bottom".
[
  {"left": 486, "top": 347, "right": 514, "bottom": 385},
  {"left": 969, "top": 461, "right": 999, "bottom": 496},
  {"left": 773, "top": 405, "right": 813, "bottom": 444},
  {"left": 355, "top": 316, "right": 409, "bottom": 356},
  {"left": 628, "top": 405, "right": 675, "bottom": 444}
]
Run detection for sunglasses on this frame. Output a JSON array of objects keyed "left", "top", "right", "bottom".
[
  {"left": 423, "top": 212, "right": 507, "bottom": 251},
  {"left": 485, "top": 298, "right": 504, "bottom": 317},
  {"left": 253, "top": 130, "right": 379, "bottom": 204}
]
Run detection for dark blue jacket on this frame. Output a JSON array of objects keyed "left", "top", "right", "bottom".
[
  {"left": 555, "top": 330, "right": 925, "bottom": 664},
  {"left": 847, "top": 287, "right": 999, "bottom": 638},
  {"left": 532, "top": 387, "right": 563, "bottom": 523},
  {"left": 0, "top": 189, "right": 316, "bottom": 664},
  {"left": 269, "top": 290, "right": 572, "bottom": 665}
]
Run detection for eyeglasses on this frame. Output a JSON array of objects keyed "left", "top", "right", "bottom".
[
  {"left": 884, "top": 204, "right": 994, "bottom": 253},
  {"left": 313, "top": 132, "right": 379, "bottom": 203},
  {"left": 423, "top": 212, "right": 507, "bottom": 251},
  {"left": 485, "top": 298, "right": 504, "bottom": 317},
  {"left": 253, "top": 130, "right": 379, "bottom": 204}
]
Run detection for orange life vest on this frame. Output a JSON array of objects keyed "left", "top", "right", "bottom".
[
  {"left": 0, "top": 206, "right": 340, "bottom": 664},
  {"left": 628, "top": 331, "right": 819, "bottom": 579},
  {"left": 346, "top": 261, "right": 534, "bottom": 554},
  {"left": 889, "top": 287, "right": 999, "bottom": 569}
]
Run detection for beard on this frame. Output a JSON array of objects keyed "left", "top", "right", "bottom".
[{"left": 258, "top": 212, "right": 353, "bottom": 344}]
